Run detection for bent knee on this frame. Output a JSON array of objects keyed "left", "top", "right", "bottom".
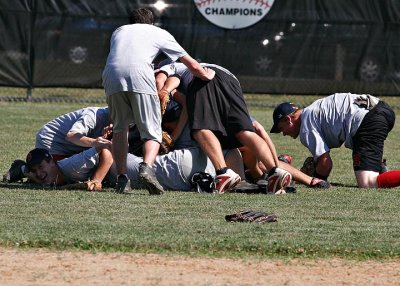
[{"left": 355, "top": 170, "right": 379, "bottom": 188}]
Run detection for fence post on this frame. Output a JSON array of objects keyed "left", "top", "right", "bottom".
[{"left": 27, "top": 87, "right": 33, "bottom": 102}]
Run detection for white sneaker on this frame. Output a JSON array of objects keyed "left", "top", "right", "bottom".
[
  {"left": 213, "top": 169, "right": 241, "bottom": 194},
  {"left": 267, "top": 167, "right": 292, "bottom": 194}
]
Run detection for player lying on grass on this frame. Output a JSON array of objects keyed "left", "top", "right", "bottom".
[
  {"left": 270, "top": 93, "right": 400, "bottom": 188},
  {"left": 155, "top": 62, "right": 292, "bottom": 194},
  {"left": 23, "top": 147, "right": 115, "bottom": 191},
  {"left": 11, "top": 145, "right": 245, "bottom": 193},
  {"left": 3, "top": 106, "right": 112, "bottom": 184}
]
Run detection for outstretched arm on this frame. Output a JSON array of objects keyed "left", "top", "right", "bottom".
[
  {"left": 87, "top": 146, "right": 114, "bottom": 191},
  {"left": 66, "top": 132, "right": 112, "bottom": 149},
  {"left": 168, "top": 90, "right": 188, "bottom": 143},
  {"left": 179, "top": 55, "right": 215, "bottom": 81}
]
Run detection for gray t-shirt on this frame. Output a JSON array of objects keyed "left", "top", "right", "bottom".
[
  {"left": 127, "top": 147, "right": 215, "bottom": 191},
  {"left": 57, "top": 147, "right": 99, "bottom": 184},
  {"left": 102, "top": 24, "right": 188, "bottom": 96},
  {"left": 35, "top": 107, "right": 110, "bottom": 156},
  {"left": 57, "top": 147, "right": 116, "bottom": 185},
  {"left": 300, "top": 93, "right": 379, "bottom": 159}
]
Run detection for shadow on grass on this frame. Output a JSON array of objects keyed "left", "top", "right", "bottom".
[
  {"left": 330, "top": 182, "right": 358, "bottom": 188},
  {"left": 0, "top": 182, "right": 145, "bottom": 195}
]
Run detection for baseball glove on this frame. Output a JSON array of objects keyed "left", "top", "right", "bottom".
[
  {"left": 159, "top": 131, "right": 173, "bottom": 155},
  {"left": 3, "top": 159, "right": 26, "bottom": 183},
  {"left": 159, "top": 89, "right": 170, "bottom": 115},
  {"left": 300, "top": 156, "right": 316, "bottom": 177},
  {"left": 225, "top": 210, "right": 278, "bottom": 223},
  {"left": 278, "top": 154, "right": 292, "bottom": 165},
  {"left": 63, "top": 179, "right": 102, "bottom": 191}
]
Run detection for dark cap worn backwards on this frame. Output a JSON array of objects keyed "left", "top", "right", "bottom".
[
  {"left": 26, "top": 148, "right": 52, "bottom": 171},
  {"left": 270, "top": 102, "right": 298, "bottom": 133},
  {"left": 162, "top": 99, "right": 182, "bottom": 124}
]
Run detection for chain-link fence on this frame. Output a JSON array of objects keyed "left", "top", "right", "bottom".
[{"left": 1, "top": 0, "right": 400, "bottom": 101}]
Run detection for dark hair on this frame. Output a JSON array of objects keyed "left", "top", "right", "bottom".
[{"left": 129, "top": 8, "right": 154, "bottom": 24}]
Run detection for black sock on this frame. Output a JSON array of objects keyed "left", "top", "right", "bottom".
[
  {"left": 216, "top": 167, "right": 228, "bottom": 175},
  {"left": 267, "top": 167, "right": 277, "bottom": 177}
]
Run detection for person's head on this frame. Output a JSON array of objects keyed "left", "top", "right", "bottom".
[
  {"left": 270, "top": 102, "right": 301, "bottom": 138},
  {"left": 26, "top": 148, "right": 58, "bottom": 185},
  {"left": 129, "top": 8, "right": 154, "bottom": 24}
]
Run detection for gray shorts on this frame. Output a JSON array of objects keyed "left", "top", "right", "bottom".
[
  {"left": 107, "top": 91, "right": 162, "bottom": 143},
  {"left": 181, "top": 148, "right": 216, "bottom": 180},
  {"left": 152, "top": 147, "right": 215, "bottom": 191}
]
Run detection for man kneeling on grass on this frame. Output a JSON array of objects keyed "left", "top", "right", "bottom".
[{"left": 270, "top": 93, "right": 400, "bottom": 189}]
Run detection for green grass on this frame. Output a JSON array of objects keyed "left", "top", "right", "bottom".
[{"left": 0, "top": 95, "right": 400, "bottom": 260}]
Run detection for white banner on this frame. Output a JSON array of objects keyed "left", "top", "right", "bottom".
[{"left": 194, "top": 0, "right": 275, "bottom": 29}]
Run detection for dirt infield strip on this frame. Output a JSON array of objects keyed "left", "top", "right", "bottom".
[{"left": 0, "top": 248, "right": 399, "bottom": 286}]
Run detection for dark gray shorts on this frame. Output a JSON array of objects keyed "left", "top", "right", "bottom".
[
  {"left": 186, "top": 68, "right": 255, "bottom": 149},
  {"left": 352, "top": 101, "right": 395, "bottom": 172}
]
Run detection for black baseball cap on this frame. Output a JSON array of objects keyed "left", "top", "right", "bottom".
[
  {"left": 162, "top": 98, "right": 182, "bottom": 124},
  {"left": 26, "top": 148, "right": 52, "bottom": 171},
  {"left": 270, "top": 102, "right": 298, "bottom": 133}
]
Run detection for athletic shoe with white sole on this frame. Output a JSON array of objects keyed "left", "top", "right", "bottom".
[
  {"left": 213, "top": 168, "right": 241, "bottom": 194},
  {"left": 138, "top": 162, "right": 164, "bottom": 195},
  {"left": 267, "top": 167, "right": 292, "bottom": 194}
]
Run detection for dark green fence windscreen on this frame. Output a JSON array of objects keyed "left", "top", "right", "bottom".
[{"left": 1, "top": 0, "right": 399, "bottom": 95}]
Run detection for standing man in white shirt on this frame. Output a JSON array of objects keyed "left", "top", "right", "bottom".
[{"left": 102, "top": 8, "right": 214, "bottom": 195}]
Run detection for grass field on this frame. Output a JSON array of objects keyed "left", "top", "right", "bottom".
[{"left": 0, "top": 94, "right": 399, "bottom": 260}]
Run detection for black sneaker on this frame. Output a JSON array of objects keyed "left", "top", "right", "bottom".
[
  {"left": 3, "top": 160, "right": 26, "bottom": 183},
  {"left": 115, "top": 174, "right": 129, "bottom": 193},
  {"left": 380, "top": 159, "right": 389, "bottom": 174},
  {"left": 138, "top": 162, "right": 164, "bottom": 195},
  {"left": 231, "top": 180, "right": 260, "bottom": 193},
  {"left": 309, "top": 177, "right": 331, "bottom": 189}
]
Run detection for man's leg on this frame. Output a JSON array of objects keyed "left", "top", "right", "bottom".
[
  {"left": 112, "top": 128, "right": 129, "bottom": 175},
  {"left": 352, "top": 101, "right": 396, "bottom": 189},
  {"left": 356, "top": 170, "right": 400, "bottom": 188},
  {"left": 142, "top": 139, "right": 160, "bottom": 166},
  {"left": 224, "top": 148, "right": 245, "bottom": 179},
  {"left": 236, "top": 130, "right": 276, "bottom": 170},
  {"left": 107, "top": 91, "right": 133, "bottom": 193},
  {"left": 239, "top": 146, "right": 264, "bottom": 179},
  {"left": 355, "top": 170, "right": 379, "bottom": 188},
  {"left": 192, "top": 129, "right": 226, "bottom": 170},
  {"left": 236, "top": 130, "right": 292, "bottom": 193},
  {"left": 132, "top": 92, "right": 164, "bottom": 195},
  {"left": 112, "top": 128, "right": 130, "bottom": 193},
  {"left": 376, "top": 170, "right": 400, "bottom": 188}
]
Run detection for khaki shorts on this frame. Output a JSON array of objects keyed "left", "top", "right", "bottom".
[{"left": 107, "top": 91, "right": 162, "bottom": 143}]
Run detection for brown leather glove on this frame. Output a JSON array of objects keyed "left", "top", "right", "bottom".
[
  {"left": 159, "top": 131, "right": 173, "bottom": 155},
  {"left": 300, "top": 156, "right": 316, "bottom": 177},
  {"left": 159, "top": 89, "right": 170, "bottom": 115}
]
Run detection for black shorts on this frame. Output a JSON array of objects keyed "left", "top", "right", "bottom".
[
  {"left": 352, "top": 101, "right": 395, "bottom": 172},
  {"left": 186, "top": 68, "right": 254, "bottom": 149}
]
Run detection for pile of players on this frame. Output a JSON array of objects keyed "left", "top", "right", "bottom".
[{"left": 4, "top": 8, "right": 400, "bottom": 192}]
